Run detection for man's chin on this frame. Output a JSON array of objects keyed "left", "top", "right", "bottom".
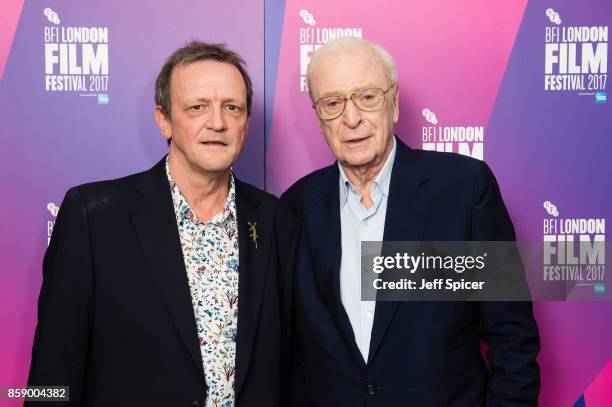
[
  {"left": 339, "top": 154, "right": 376, "bottom": 169},
  {"left": 192, "top": 160, "right": 234, "bottom": 176}
]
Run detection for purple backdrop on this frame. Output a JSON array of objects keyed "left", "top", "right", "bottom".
[
  {"left": 1, "top": 0, "right": 610, "bottom": 406},
  {"left": 265, "top": 1, "right": 611, "bottom": 406},
  {"left": 0, "top": 0, "right": 264, "bottom": 403}
]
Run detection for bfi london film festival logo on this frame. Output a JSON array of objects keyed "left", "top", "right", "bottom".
[
  {"left": 544, "top": 8, "right": 608, "bottom": 103},
  {"left": 421, "top": 108, "right": 484, "bottom": 160},
  {"left": 43, "top": 8, "right": 110, "bottom": 104},
  {"left": 542, "top": 201, "right": 606, "bottom": 294},
  {"left": 298, "top": 9, "right": 363, "bottom": 92},
  {"left": 47, "top": 202, "right": 60, "bottom": 245}
]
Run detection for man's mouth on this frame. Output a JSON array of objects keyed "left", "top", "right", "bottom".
[
  {"left": 343, "top": 136, "right": 371, "bottom": 146},
  {"left": 200, "top": 140, "right": 227, "bottom": 146}
]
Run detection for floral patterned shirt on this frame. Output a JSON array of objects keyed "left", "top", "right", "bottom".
[{"left": 166, "top": 158, "right": 239, "bottom": 407}]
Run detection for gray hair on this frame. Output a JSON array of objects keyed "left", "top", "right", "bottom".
[{"left": 306, "top": 37, "right": 398, "bottom": 100}]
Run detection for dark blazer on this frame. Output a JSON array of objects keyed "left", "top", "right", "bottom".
[
  {"left": 27, "top": 157, "right": 298, "bottom": 407},
  {"left": 282, "top": 139, "right": 540, "bottom": 407}
]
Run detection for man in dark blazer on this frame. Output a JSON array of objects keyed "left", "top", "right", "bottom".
[
  {"left": 282, "top": 37, "right": 540, "bottom": 406},
  {"left": 27, "top": 42, "right": 297, "bottom": 407}
]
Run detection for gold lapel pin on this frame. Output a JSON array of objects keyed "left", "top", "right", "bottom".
[{"left": 248, "top": 222, "right": 259, "bottom": 249}]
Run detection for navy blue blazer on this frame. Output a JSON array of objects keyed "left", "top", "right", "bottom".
[{"left": 282, "top": 139, "right": 540, "bottom": 407}]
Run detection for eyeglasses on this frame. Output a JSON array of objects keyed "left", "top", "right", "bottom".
[{"left": 313, "top": 84, "right": 396, "bottom": 121}]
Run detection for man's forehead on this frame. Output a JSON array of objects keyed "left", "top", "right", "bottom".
[
  {"left": 170, "top": 60, "right": 246, "bottom": 99},
  {"left": 171, "top": 60, "right": 242, "bottom": 83},
  {"left": 316, "top": 81, "right": 385, "bottom": 97},
  {"left": 311, "top": 49, "right": 388, "bottom": 95}
]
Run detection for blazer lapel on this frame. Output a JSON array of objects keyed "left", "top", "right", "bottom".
[
  {"left": 234, "top": 179, "right": 269, "bottom": 398},
  {"left": 368, "top": 140, "right": 432, "bottom": 365},
  {"left": 130, "top": 158, "right": 204, "bottom": 378},
  {"left": 311, "top": 165, "right": 367, "bottom": 370}
]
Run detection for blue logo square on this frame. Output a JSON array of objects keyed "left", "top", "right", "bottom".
[
  {"left": 98, "top": 93, "right": 109, "bottom": 104},
  {"left": 594, "top": 283, "right": 605, "bottom": 294},
  {"left": 595, "top": 92, "right": 606, "bottom": 103}
]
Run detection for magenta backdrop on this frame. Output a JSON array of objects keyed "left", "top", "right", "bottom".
[
  {"left": 1, "top": 0, "right": 611, "bottom": 406},
  {"left": 265, "top": 1, "right": 611, "bottom": 406}
]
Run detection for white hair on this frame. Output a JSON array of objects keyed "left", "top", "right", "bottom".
[{"left": 306, "top": 37, "right": 398, "bottom": 100}]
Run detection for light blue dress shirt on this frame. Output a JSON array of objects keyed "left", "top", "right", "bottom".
[{"left": 338, "top": 137, "right": 396, "bottom": 363}]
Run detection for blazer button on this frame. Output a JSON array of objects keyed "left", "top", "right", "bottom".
[
  {"left": 367, "top": 384, "right": 377, "bottom": 395},
  {"left": 190, "top": 401, "right": 202, "bottom": 407}
]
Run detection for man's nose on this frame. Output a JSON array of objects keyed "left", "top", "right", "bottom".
[
  {"left": 342, "top": 99, "right": 363, "bottom": 128},
  {"left": 205, "top": 106, "right": 228, "bottom": 132}
]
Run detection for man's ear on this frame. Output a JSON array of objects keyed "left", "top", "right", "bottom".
[
  {"left": 154, "top": 106, "right": 172, "bottom": 141},
  {"left": 392, "top": 85, "right": 400, "bottom": 124}
]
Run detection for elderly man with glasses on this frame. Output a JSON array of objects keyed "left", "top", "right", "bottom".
[{"left": 282, "top": 37, "right": 540, "bottom": 407}]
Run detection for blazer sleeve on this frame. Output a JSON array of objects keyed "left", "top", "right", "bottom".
[
  {"left": 274, "top": 205, "right": 301, "bottom": 406},
  {"left": 471, "top": 161, "right": 541, "bottom": 406},
  {"left": 285, "top": 228, "right": 309, "bottom": 407},
  {"left": 280, "top": 190, "right": 305, "bottom": 407},
  {"left": 27, "top": 187, "right": 94, "bottom": 406}
]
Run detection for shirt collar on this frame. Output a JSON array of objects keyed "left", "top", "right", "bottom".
[
  {"left": 374, "top": 136, "right": 396, "bottom": 197},
  {"left": 338, "top": 136, "right": 397, "bottom": 208},
  {"left": 338, "top": 167, "right": 352, "bottom": 208},
  {"left": 165, "top": 155, "right": 236, "bottom": 226}
]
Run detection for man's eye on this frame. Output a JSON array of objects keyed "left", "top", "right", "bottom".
[
  {"left": 225, "top": 104, "right": 244, "bottom": 113},
  {"left": 358, "top": 91, "right": 378, "bottom": 101},
  {"left": 190, "top": 105, "right": 204, "bottom": 111},
  {"left": 325, "top": 99, "right": 342, "bottom": 108}
]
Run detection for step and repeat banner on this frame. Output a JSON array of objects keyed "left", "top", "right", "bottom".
[
  {"left": 265, "top": 1, "right": 611, "bottom": 406},
  {"left": 1, "top": 0, "right": 610, "bottom": 406},
  {"left": 0, "top": 0, "right": 265, "bottom": 405}
]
